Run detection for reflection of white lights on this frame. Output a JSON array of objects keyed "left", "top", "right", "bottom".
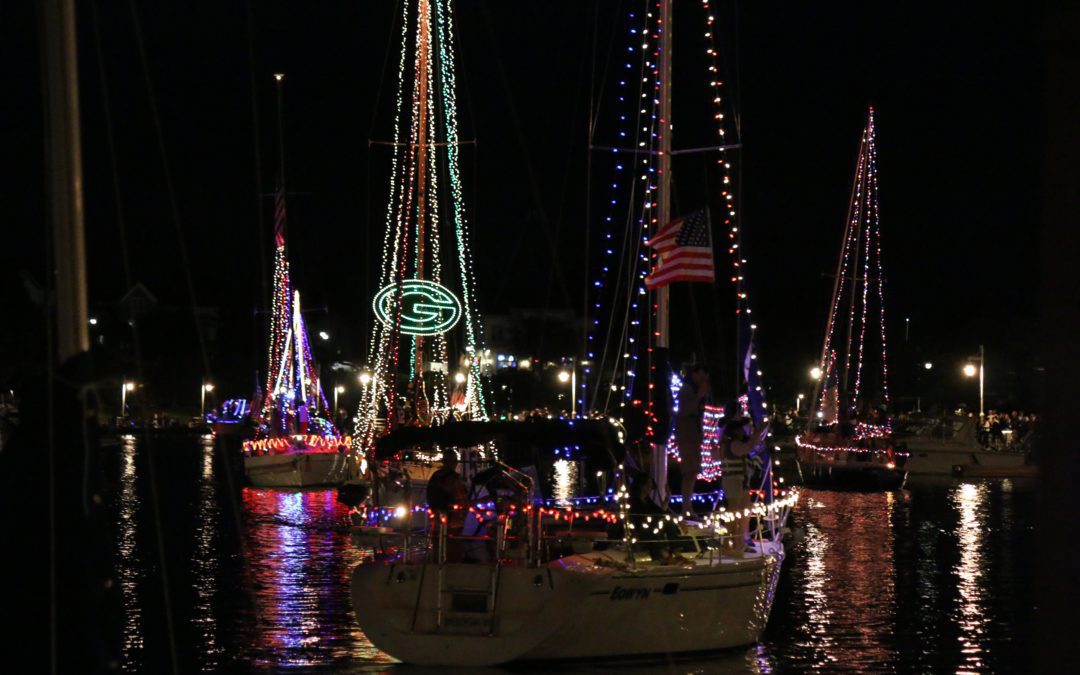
[{"left": 953, "top": 482, "right": 988, "bottom": 671}]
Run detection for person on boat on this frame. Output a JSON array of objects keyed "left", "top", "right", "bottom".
[
  {"left": 296, "top": 400, "right": 309, "bottom": 434},
  {"left": 608, "top": 468, "right": 686, "bottom": 560},
  {"left": 427, "top": 450, "right": 469, "bottom": 562},
  {"left": 675, "top": 364, "right": 710, "bottom": 518},
  {"left": 721, "top": 416, "right": 765, "bottom": 552}
]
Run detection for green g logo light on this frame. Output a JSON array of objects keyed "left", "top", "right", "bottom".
[{"left": 373, "top": 279, "right": 462, "bottom": 336}]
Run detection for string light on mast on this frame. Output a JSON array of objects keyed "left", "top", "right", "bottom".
[
  {"left": 809, "top": 107, "right": 891, "bottom": 430},
  {"left": 355, "top": 0, "right": 488, "bottom": 451}
]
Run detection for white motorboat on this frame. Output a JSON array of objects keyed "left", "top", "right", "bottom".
[{"left": 896, "top": 416, "right": 1032, "bottom": 477}]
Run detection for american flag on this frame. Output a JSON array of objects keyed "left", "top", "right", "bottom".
[
  {"left": 273, "top": 181, "right": 287, "bottom": 249},
  {"left": 644, "top": 209, "right": 715, "bottom": 289}
]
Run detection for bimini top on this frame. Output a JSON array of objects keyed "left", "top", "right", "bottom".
[{"left": 372, "top": 418, "right": 623, "bottom": 466}]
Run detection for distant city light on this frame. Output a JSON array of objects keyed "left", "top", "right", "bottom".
[
  {"left": 318, "top": 331, "right": 330, "bottom": 341},
  {"left": 924, "top": 362, "right": 933, "bottom": 370}
]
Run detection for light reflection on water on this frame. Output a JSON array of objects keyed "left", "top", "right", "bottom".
[
  {"left": 766, "top": 481, "right": 1033, "bottom": 674},
  {"left": 116, "top": 436, "right": 143, "bottom": 671},
  {"left": 192, "top": 436, "right": 222, "bottom": 670},
  {"left": 953, "top": 482, "right": 989, "bottom": 674},
  {"left": 781, "top": 490, "right": 899, "bottom": 670},
  {"left": 238, "top": 488, "right": 394, "bottom": 669},
  {"left": 108, "top": 437, "right": 1033, "bottom": 673}
]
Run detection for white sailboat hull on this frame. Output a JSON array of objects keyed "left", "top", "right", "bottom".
[
  {"left": 350, "top": 546, "right": 783, "bottom": 666},
  {"left": 244, "top": 452, "right": 350, "bottom": 488}
]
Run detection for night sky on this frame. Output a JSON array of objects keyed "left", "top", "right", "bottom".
[{"left": 1, "top": 1, "right": 1043, "bottom": 409}]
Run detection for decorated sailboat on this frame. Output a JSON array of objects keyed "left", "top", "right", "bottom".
[
  {"left": 351, "top": 0, "right": 487, "bottom": 453},
  {"left": 242, "top": 75, "right": 350, "bottom": 488},
  {"left": 796, "top": 108, "right": 908, "bottom": 488},
  {"left": 348, "top": 1, "right": 796, "bottom": 666}
]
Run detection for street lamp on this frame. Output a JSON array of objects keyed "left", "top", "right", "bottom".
[
  {"left": 809, "top": 366, "right": 822, "bottom": 380},
  {"left": 795, "top": 393, "right": 805, "bottom": 413},
  {"left": 963, "top": 345, "right": 985, "bottom": 418},
  {"left": 121, "top": 380, "right": 135, "bottom": 418},
  {"left": 200, "top": 382, "right": 215, "bottom": 417},
  {"left": 924, "top": 362, "right": 933, "bottom": 370},
  {"left": 358, "top": 371, "right": 372, "bottom": 386},
  {"left": 333, "top": 384, "right": 345, "bottom": 412}
]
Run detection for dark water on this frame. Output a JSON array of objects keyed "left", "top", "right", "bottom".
[{"left": 104, "top": 435, "right": 1034, "bottom": 673}]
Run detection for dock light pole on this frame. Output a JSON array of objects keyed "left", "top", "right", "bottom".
[
  {"left": 796, "top": 393, "right": 805, "bottom": 413},
  {"left": 121, "top": 381, "right": 135, "bottom": 417},
  {"left": 558, "top": 364, "right": 575, "bottom": 417},
  {"left": 334, "top": 385, "right": 344, "bottom": 412},
  {"left": 200, "top": 382, "right": 214, "bottom": 418},
  {"left": 963, "top": 345, "right": 985, "bottom": 419}
]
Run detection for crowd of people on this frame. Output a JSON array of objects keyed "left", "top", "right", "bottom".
[{"left": 978, "top": 410, "right": 1038, "bottom": 449}]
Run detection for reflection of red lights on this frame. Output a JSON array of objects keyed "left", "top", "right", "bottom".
[{"left": 238, "top": 488, "right": 391, "bottom": 666}]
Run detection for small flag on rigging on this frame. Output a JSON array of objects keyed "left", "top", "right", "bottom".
[
  {"left": 273, "top": 180, "right": 287, "bottom": 249},
  {"left": 644, "top": 209, "right": 715, "bottom": 289}
]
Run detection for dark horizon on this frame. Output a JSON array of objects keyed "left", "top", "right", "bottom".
[{"left": 1, "top": 0, "right": 1043, "bottom": 410}]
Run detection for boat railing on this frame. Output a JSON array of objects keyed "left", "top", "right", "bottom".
[{"left": 352, "top": 485, "right": 798, "bottom": 569}]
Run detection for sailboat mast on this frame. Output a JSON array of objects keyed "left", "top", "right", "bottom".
[
  {"left": 649, "top": 0, "right": 673, "bottom": 502},
  {"left": 656, "top": 0, "right": 673, "bottom": 348},
  {"left": 414, "top": 0, "right": 432, "bottom": 375},
  {"left": 839, "top": 127, "right": 868, "bottom": 408},
  {"left": 44, "top": 0, "right": 89, "bottom": 362}
]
